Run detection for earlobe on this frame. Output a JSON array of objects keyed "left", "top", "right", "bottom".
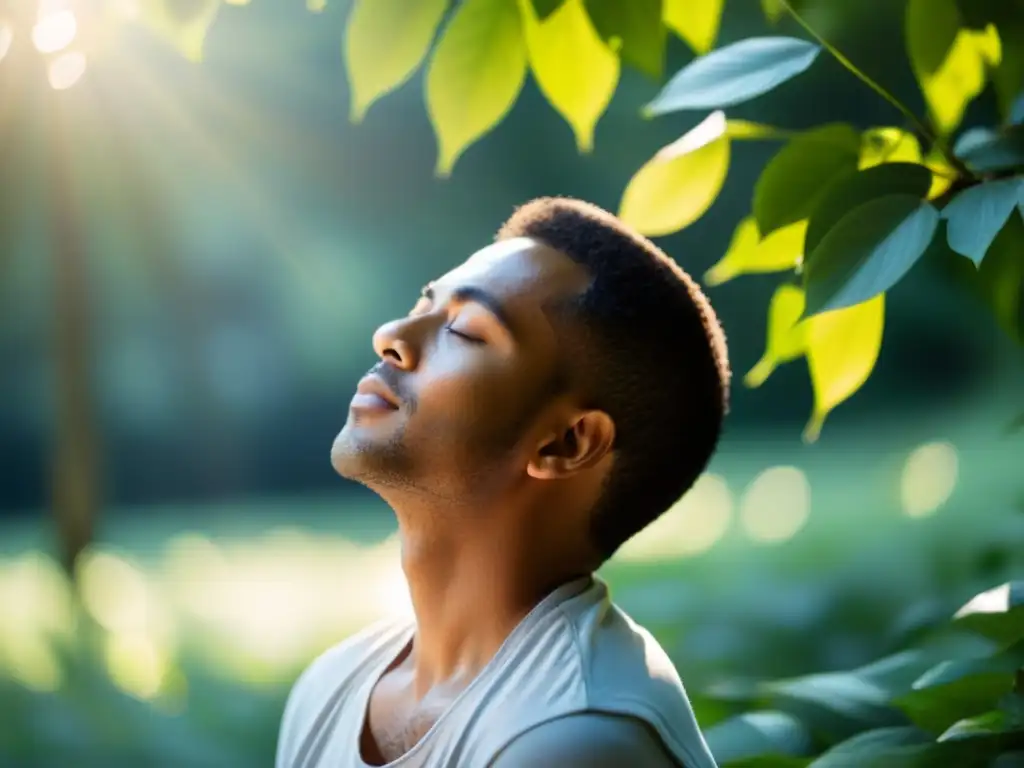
[{"left": 527, "top": 411, "right": 614, "bottom": 480}]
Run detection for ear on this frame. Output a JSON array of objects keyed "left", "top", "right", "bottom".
[{"left": 527, "top": 410, "right": 615, "bottom": 480}]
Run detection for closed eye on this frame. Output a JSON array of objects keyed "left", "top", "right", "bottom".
[{"left": 445, "top": 324, "right": 484, "bottom": 344}]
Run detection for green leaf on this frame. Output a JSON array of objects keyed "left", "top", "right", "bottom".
[
  {"left": 307, "top": 0, "right": 326, "bottom": 12},
  {"left": 941, "top": 179, "right": 1024, "bottom": 265},
  {"left": 584, "top": 0, "right": 664, "bottom": 79},
  {"left": 803, "top": 294, "right": 885, "bottom": 442},
  {"left": 803, "top": 195, "right": 939, "bottom": 317},
  {"left": 344, "top": 0, "right": 449, "bottom": 123},
  {"left": 907, "top": 0, "right": 997, "bottom": 135},
  {"left": 520, "top": 0, "right": 619, "bottom": 153},
  {"left": 976, "top": 213, "right": 1024, "bottom": 344},
  {"left": 859, "top": 128, "right": 923, "bottom": 169},
  {"left": 663, "top": 0, "right": 723, "bottom": 56},
  {"left": 809, "top": 727, "right": 934, "bottom": 767},
  {"left": 939, "top": 704, "right": 1024, "bottom": 742},
  {"left": 644, "top": 37, "right": 821, "bottom": 116},
  {"left": 744, "top": 283, "right": 807, "bottom": 388},
  {"left": 706, "top": 218, "right": 805, "bottom": 286},
  {"left": 619, "top": 111, "right": 730, "bottom": 236},
  {"left": 955, "top": 124, "right": 1024, "bottom": 172},
  {"left": 705, "top": 711, "right": 814, "bottom": 764},
  {"left": 805, "top": 163, "right": 934, "bottom": 258},
  {"left": 754, "top": 124, "right": 861, "bottom": 236},
  {"left": 906, "top": 0, "right": 960, "bottom": 81},
  {"left": 953, "top": 582, "right": 1024, "bottom": 647},
  {"left": 764, "top": 668, "right": 902, "bottom": 740},
  {"left": 529, "top": 0, "right": 563, "bottom": 20},
  {"left": 761, "top": 0, "right": 785, "bottom": 25},
  {"left": 896, "top": 642, "right": 1024, "bottom": 733},
  {"left": 425, "top": 0, "right": 528, "bottom": 177},
  {"left": 138, "top": 0, "right": 220, "bottom": 62}
]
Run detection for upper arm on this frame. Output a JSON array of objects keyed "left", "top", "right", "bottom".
[{"left": 489, "top": 712, "right": 681, "bottom": 768}]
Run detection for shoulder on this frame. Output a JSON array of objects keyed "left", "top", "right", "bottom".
[
  {"left": 275, "top": 617, "right": 410, "bottom": 764},
  {"left": 488, "top": 712, "right": 681, "bottom": 768}
]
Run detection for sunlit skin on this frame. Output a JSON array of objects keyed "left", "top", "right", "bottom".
[{"left": 330, "top": 236, "right": 618, "bottom": 762}]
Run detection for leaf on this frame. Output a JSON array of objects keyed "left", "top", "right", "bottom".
[
  {"left": 809, "top": 726, "right": 934, "bottom": 767},
  {"left": 803, "top": 294, "right": 884, "bottom": 442},
  {"left": 727, "top": 120, "right": 786, "bottom": 140},
  {"left": 975, "top": 213, "right": 1024, "bottom": 344},
  {"left": 939, "top": 706, "right": 1023, "bottom": 742},
  {"left": 663, "top": 0, "right": 723, "bottom": 56},
  {"left": 706, "top": 219, "right": 806, "bottom": 286},
  {"left": 906, "top": 0, "right": 960, "bottom": 79},
  {"left": 344, "top": 0, "right": 449, "bottom": 123},
  {"left": 907, "top": 0, "right": 997, "bottom": 135},
  {"left": 896, "top": 642, "right": 1024, "bottom": 733},
  {"left": 941, "top": 179, "right": 1024, "bottom": 265},
  {"left": 644, "top": 36, "right": 821, "bottom": 116},
  {"left": 619, "top": 111, "right": 730, "bottom": 236},
  {"left": 584, "top": 0, "right": 664, "bottom": 79},
  {"left": 753, "top": 124, "right": 862, "bottom": 237},
  {"left": 138, "top": 0, "right": 220, "bottom": 62},
  {"left": 955, "top": 124, "right": 1024, "bottom": 172},
  {"left": 859, "top": 128, "right": 923, "bottom": 169},
  {"left": 745, "top": 283, "right": 807, "bottom": 388},
  {"left": 761, "top": 0, "right": 785, "bottom": 25},
  {"left": 529, "top": 0, "right": 563, "bottom": 20},
  {"left": 425, "top": 0, "right": 528, "bottom": 177},
  {"left": 704, "top": 711, "right": 814, "bottom": 764},
  {"left": 520, "top": 0, "right": 619, "bottom": 153},
  {"left": 953, "top": 582, "right": 1024, "bottom": 647},
  {"left": 764, "top": 670, "right": 902, "bottom": 740},
  {"left": 805, "top": 162, "right": 934, "bottom": 257},
  {"left": 1013, "top": 92, "right": 1024, "bottom": 125},
  {"left": 307, "top": 0, "right": 326, "bottom": 11},
  {"left": 802, "top": 195, "right": 939, "bottom": 317}
]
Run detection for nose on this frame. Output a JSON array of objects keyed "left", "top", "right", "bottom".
[{"left": 372, "top": 317, "right": 419, "bottom": 371}]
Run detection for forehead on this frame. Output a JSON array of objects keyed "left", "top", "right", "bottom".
[{"left": 437, "top": 237, "right": 590, "bottom": 304}]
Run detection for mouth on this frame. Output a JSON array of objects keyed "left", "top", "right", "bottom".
[{"left": 351, "top": 375, "right": 401, "bottom": 413}]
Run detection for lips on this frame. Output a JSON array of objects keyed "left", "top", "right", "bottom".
[{"left": 352, "top": 375, "right": 400, "bottom": 411}]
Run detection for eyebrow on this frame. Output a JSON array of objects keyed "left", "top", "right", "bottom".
[{"left": 422, "top": 283, "right": 515, "bottom": 336}]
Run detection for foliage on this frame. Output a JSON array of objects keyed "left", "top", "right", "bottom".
[
  {"left": 700, "top": 581, "right": 1024, "bottom": 766},
  {"left": 124, "top": 0, "right": 1024, "bottom": 441}
]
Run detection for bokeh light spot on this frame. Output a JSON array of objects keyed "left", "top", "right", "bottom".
[
  {"left": 617, "top": 473, "right": 733, "bottom": 561},
  {"left": 901, "top": 441, "right": 958, "bottom": 518},
  {"left": 47, "top": 50, "right": 87, "bottom": 90},
  {"left": 741, "top": 466, "right": 811, "bottom": 544},
  {"left": 32, "top": 10, "right": 77, "bottom": 54}
]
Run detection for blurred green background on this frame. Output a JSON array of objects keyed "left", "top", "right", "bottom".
[{"left": 1, "top": 0, "right": 1023, "bottom": 765}]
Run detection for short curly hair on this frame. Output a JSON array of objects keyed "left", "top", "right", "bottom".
[{"left": 497, "top": 197, "right": 730, "bottom": 562}]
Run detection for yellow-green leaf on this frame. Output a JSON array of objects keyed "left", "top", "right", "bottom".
[
  {"left": 804, "top": 295, "right": 885, "bottom": 442},
  {"left": 344, "top": 0, "right": 449, "bottom": 123},
  {"left": 663, "top": 0, "right": 723, "bottom": 55},
  {"left": 139, "top": 0, "right": 220, "bottom": 62},
  {"left": 907, "top": 0, "right": 1001, "bottom": 135},
  {"left": 520, "top": 0, "right": 619, "bottom": 153},
  {"left": 761, "top": 0, "right": 785, "bottom": 24},
  {"left": 307, "top": 0, "right": 326, "bottom": 11},
  {"left": 859, "top": 128, "right": 922, "bottom": 169},
  {"left": 746, "top": 283, "right": 807, "bottom": 388},
  {"left": 619, "top": 111, "right": 730, "bottom": 236},
  {"left": 426, "top": 0, "right": 528, "bottom": 177},
  {"left": 584, "top": 0, "right": 665, "bottom": 79},
  {"left": 705, "top": 218, "right": 806, "bottom": 285}
]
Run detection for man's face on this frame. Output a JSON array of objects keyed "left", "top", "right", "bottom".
[{"left": 331, "top": 237, "right": 591, "bottom": 503}]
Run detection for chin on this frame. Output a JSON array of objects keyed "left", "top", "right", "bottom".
[{"left": 330, "top": 422, "right": 411, "bottom": 484}]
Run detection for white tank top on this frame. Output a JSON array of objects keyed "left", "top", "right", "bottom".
[{"left": 276, "top": 575, "right": 718, "bottom": 767}]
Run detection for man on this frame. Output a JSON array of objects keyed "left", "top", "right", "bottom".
[{"left": 276, "top": 198, "right": 729, "bottom": 767}]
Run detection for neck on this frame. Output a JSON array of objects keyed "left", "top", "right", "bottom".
[{"left": 385, "top": 493, "right": 589, "bottom": 699}]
